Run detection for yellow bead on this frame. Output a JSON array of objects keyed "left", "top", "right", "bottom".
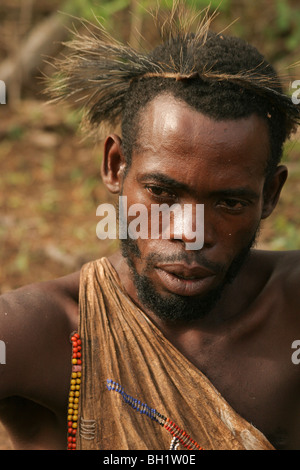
[
  {"left": 75, "top": 391, "right": 80, "bottom": 397},
  {"left": 72, "top": 373, "right": 77, "bottom": 379},
  {"left": 75, "top": 385, "right": 80, "bottom": 390},
  {"left": 69, "top": 391, "right": 75, "bottom": 397},
  {"left": 71, "top": 379, "right": 76, "bottom": 385},
  {"left": 74, "top": 398, "right": 79, "bottom": 404},
  {"left": 72, "top": 422, "right": 78, "bottom": 429},
  {"left": 67, "top": 415, "right": 73, "bottom": 421},
  {"left": 68, "top": 403, "right": 74, "bottom": 408},
  {"left": 76, "top": 379, "right": 81, "bottom": 384},
  {"left": 73, "top": 410, "right": 78, "bottom": 416},
  {"left": 68, "top": 409, "right": 74, "bottom": 415},
  {"left": 69, "top": 397, "right": 74, "bottom": 403},
  {"left": 73, "top": 404, "right": 78, "bottom": 410},
  {"left": 72, "top": 359, "right": 77, "bottom": 365},
  {"left": 72, "top": 415, "right": 78, "bottom": 421},
  {"left": 77, "top": 372, "right": 81, "bottom": 378}
]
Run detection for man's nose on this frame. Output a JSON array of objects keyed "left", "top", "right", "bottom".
[{"left": 168, "top": 203, "right": 205, "bottom": 251}]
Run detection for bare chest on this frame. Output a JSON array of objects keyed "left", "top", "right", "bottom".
[{"left": 173, "top": 325, "right": 300, "bottom": 450}]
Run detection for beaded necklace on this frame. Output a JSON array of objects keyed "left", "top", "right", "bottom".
[
  {"left": 67, "top": 333, "right": 205, "bottom": 450},
  {"left": 67, "top": 333, "right": 82, "bottom": 450},
  {"left": 107, "top": 379, "right": 204, "bottom": 451}
]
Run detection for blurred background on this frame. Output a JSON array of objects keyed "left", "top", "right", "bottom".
[{"left": 0, "top": 0, "right": 299, "bottom": 449}]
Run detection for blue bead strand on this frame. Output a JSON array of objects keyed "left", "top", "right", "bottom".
[{"left": 106, "top": 379, "right": 165, "bottom": 424}]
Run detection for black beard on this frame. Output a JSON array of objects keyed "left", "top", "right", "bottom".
[{"left": 121, "top": 230, "right": 259, "bottom": 324}]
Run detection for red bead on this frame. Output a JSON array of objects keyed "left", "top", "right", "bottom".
[
  {"left": 68, "top": 436, "right": 73, "bottom": 443},
  {"left": 72, "top": 443, "right": 76, "bottom": 449},
  {"left": 72, "top": 437, "right": 76, "bottom": 443},
  {"left": 77, "top": 339, "right": 82, "bottom": 345},
  {"left": 77, "top": 359, "right": 82, "bottom": 365},
  {"left": 74, "top": 333, "right": 80, "bottom": 339},
  {"left": 68, "top": 421, "right": 73, "bottom": 427},
  {"left": 76, "top": 352, "right": 81, "bottom": 358},
  {"left": 72, "top": 429, "right": 77, "bottom": 435}
]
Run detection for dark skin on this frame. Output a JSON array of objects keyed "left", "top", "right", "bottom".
[{"left": 0, "top": 93, "right": 300, "bottom": 450}]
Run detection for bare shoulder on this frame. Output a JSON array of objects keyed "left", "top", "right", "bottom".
[
  {"left": 0, "top": 271, "right": 80, "bottom": 400},
  {"left": 254, "top": 249, "right": 300, "bottom": 310},
  {"left": 270, "top": 249, "right": 300, "bottom": 287},
  {"left": 252, "top": 248, "right": 300, "bottom": 278},
  {"left": 0, "top": 270, "right": 80, "bottom": 334},
  {"left": 275, "top": 250, "right": 300, "bottom": 311}
]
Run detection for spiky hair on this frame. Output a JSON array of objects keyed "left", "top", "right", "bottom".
[{"left": 48, "top": 2, "right": 299, "bottom": 173}]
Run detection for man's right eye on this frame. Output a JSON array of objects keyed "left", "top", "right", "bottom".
[{"left": 145, "top": 185, "right": 176, "bottom": 200}]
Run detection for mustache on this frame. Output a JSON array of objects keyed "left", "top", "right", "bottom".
[
  {"left": 121, "top": 236, "right": 223, "bottom": 273},
  {"left": 121, "top": 222, "right": 260, "bottom": 280},
  {"left": 142, "top": 251, "right": 224, "bottom": 275}
]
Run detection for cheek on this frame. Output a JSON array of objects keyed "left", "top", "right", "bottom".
[
  {"left": 208, "top": 207, "right": 262, "bottom": 255},
  {"left": 219, "top": 217, "right": 261, "bottom": 258}
]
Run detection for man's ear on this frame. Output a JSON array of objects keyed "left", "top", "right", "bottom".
[
  {"left": 101, "top": 134, "right": 126, "bottom": 194},
  {"left": 261, "top": 165, "right": 288, "bottom": 219}
]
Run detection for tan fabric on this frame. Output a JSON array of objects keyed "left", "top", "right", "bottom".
[{"left": 76, "top": 257, "right": 274, "bottom": 450}]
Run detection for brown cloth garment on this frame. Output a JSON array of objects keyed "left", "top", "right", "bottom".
[{"left": 76, "top": 257, "right": 274, "bottom": 450}]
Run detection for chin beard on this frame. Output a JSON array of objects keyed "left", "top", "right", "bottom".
[{"left": 121, "top": 231, "right": 259, "bottom": 324}]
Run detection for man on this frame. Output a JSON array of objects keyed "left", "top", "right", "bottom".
[{"left": 0, "top": 5, "right": 300, "bottom": 450}]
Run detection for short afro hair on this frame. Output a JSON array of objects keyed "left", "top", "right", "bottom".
[
  {"left": 48, "top": 4, "right": 299, "bottom": 178},
  {"left": 121, "top": 31, "right": 294, "bottom": 178}
]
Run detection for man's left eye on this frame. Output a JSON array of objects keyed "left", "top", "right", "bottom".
[
  {"left": 146, "top": 186, "right": 176, "bottom": 199},
  {"left": 219, "top": 199, "right": 247, "bottom": 210}
]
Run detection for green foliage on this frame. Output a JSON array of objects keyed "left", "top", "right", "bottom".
[
  {"left": 63, "top": 0, "right": 131, "bottom": 21},
  {"left": 7, "top": 125, "right": 25, "bottom": 141},
  {"left": 271, "top": 216, "right": 300, "bottom": 250},
  {"left": 275, "top": 0, "right": 300, "bottom": 52},
  {"left": 63, "top": 0, "right": 232, "bottom": 23},
  {"left": 162, "top": 0, "right": 231, "bottom": 11}
]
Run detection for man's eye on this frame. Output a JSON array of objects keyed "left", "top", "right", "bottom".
[
  {"left": 218, "top": 199, "right": 247, "bottom": 210},
  {"left": 146, "top": 185, "right": 176, "bottom": 199}
]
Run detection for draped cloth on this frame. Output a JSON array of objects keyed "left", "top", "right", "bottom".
[{"left": 76, "top": 257, "right": 274, "bottom": 450}]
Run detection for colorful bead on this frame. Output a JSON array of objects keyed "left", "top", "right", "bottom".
[
  {"left": 66, "top": 337, "right": 204, "bottom": 450},
  {"left": 107, "top": 379, "right": 204, "bottom": 451},
  {"left": 67, "top": 332, "right": 82, "bottom": 450}
]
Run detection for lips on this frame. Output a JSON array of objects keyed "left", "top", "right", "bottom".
[
  {"left": 158, "top": 263, "right": 215, "bottom": 279},
  {"left": 155, "top": 263, "right": 216, "bottom": 296}
]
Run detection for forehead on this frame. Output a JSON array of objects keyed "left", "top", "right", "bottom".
[{"left": 132, "top": 93, "right": 270, "bottom": 182}]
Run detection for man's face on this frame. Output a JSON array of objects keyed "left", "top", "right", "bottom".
[{"left": 118, "top": 94, "right": 272, "bottom": 323}]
